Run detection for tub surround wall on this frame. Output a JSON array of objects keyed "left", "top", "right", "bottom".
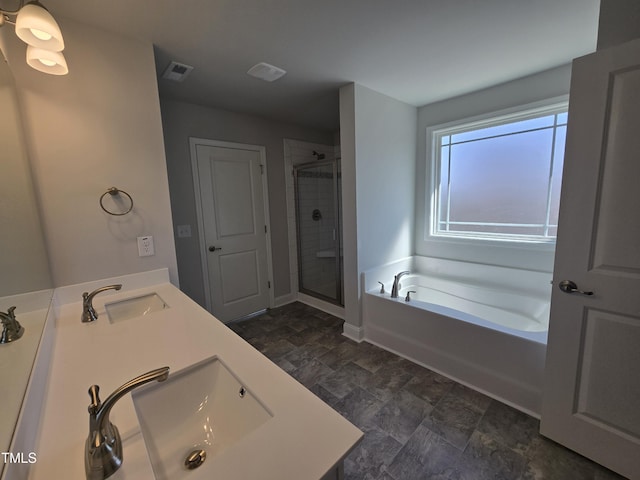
[
  {"left": 363, "top": 256, "right": 551, "bottom": 416},
  {"left": 3, "top": 17, "right": 178, "bottom": 288},
  {"left": 160, "top": 100, "right": 333, "bottom": 308},
  {"left": 339, "top": 84, "right": 417, "bottom": 340}
]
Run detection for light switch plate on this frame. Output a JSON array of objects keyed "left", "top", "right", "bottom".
[{"left": 176, "top": 225, "right": 191, "bottom": 238}]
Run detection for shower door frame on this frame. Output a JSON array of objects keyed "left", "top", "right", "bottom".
[{"left": 293, "top": 159, "right": 343, "bottom": 306}]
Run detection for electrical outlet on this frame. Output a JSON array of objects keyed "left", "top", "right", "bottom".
[{"left": 137, "top": 236, "right": 155, "bottom": 257}]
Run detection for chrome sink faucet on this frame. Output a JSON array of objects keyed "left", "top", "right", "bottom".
[
  {"left": 1, "top": 306, "right": 24, "bottom": 344},
  {"left": 81, "top": 284, "right": 122, "bottom": 323},
  {"left": 85, "top": 367, "right": 170, "bottom": 480},
  {"left": 390, "top": 271, "right": 410, "bottom": 298}
]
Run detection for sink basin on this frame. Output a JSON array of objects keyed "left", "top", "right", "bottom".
[
  {"left": 105, "top": 293, "right": 168, "bottom": 323},
  {"left": 132, "top": 356, "right": 273, "bottom": 480}
]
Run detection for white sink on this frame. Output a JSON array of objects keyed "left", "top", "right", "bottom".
[
  {"left": 132, "top": 356, "right": 273, "bottom": 480},
  {"left": 105, "top": 293, "right": 168, "bottom": 323}
]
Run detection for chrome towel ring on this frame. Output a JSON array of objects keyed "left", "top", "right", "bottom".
[{"left": 99, "top": 187, "right": 134, "bottom": 216}]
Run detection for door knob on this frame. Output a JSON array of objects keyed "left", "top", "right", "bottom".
[
  {"left": 208, "top": 246, "right": 222, "bottom": 252},
  {"left": 558, "top": 280, "right": 593, "bottom": 296}
]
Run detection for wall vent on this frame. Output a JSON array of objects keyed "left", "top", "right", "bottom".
[
  {"left": 247, "top": 62, "right": 286, "bottom": 82},
  {"left": 162, "top": 61, "right": 194, "bottom": 82}
]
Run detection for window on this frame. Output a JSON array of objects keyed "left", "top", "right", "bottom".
[{"left": 430, "top": 101, "right": 567, "bottom": 243}]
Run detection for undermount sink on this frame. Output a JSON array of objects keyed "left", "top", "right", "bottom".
[
  {"left": 132, "top": 356, "right": 273, "bottom": 480},
  {"left": 105, "top": 293, "right": 168, "bottom": 323}
]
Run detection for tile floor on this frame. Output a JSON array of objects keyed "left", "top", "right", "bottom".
[{"left": 227, "top": 302, "right": 625, "bottom": 480}]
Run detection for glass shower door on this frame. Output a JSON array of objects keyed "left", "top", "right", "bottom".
[{"left": 294, "top": 160, "right": 343, "bottom": 305}]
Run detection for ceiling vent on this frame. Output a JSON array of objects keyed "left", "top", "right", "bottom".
[
  {"left": 162, "top": 61, "right": 194, "bottom": 82},
  {"left": 247, "top": 62, "right": 286, "bottom": 82}
]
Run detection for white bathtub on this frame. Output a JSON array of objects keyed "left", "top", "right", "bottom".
[{"left": 362, "top": 256, "right": 551, "bottom": 416}]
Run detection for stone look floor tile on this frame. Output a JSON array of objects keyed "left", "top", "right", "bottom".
[
  {"left": 318, "top": 341, "right": 362, "bottom": 368},
  {"left": 318, "top": 361, "right": 373, "bottom": 398},
  {"left": 421, "top": 392, "right": 484, "bottom": 450},
  {"left": 334, "top": 386, "right": 386, "bottom": 428},
  {"left": 227, "top": 302, "right": 625, "bottom": 480},
  {"left": 453, "top": 430, "right": 527, "bottom": 480},
  {"left": 290, "top": 358, "right": 334, "bottom": 389},
  {"left": 522, "top": 436, "right": 611, "bottom": 480},
  {"left": 372, "top": 390, "right": 433, "bottom": 444},
  {"left": 362, "top": 363, "right": 414, "bottom": 403},
  {"left": 403, "top": 370, "right": 455, "bottom": 406},
  {"left": 448, "top": 383, "right": 493, "bottom": 413},
  {"left": 477, "top": 400, "right": 539, "bottom": 455},
  {"left": 344, "top": 424, "right": 403, "bottom": 479},
  {"left": 387, "top": 423, "right": 461, "bottom": 480}
]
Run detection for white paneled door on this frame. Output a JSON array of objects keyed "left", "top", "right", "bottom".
[
  {"left": 191, "top": 139, "right": 271, "bottom": 323},
  {"left": 541, "top": 39, "right": 640, "bottom": 479}
]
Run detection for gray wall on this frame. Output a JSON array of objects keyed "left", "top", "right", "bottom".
[
  {"left": 340, "top": 84, "right": 417, "bottom": 331},
  {"left": 415, "top": 64, "right": 572, "bottom": 273},
  {"left": 160, "top": 99, "right": 333, "bottom": 307},
  {"left": 6, "top": 17, "right": 178, "bottom": 288},
  {"left": 0, "top": 46, "right": 51, "bottom": 295},
  {"left": 598, "top": 0, "right": 640, "bottom": 50}
]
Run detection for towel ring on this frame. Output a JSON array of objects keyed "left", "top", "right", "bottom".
[{"left": 99, "top": 187, "right": 134, "bottom": 216}]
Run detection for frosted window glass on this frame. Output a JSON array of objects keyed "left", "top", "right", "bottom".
[
  {"left": 548, "top": 126, "right": 566, "bottom": 227},
  {"left": 448, "top": 129, "right": 552, "bottom": 224},
  {"left": 433, "top": 105, "right": 567, "bottom": 241},
  {"left": 451, "top": 115, "right": 554, "bottom": 144}
]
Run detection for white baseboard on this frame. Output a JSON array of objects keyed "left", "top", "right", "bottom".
[
  {"left": 342, "top": 322, "right": 365, "bottom": 342},
  {"left": 274, "top": 293, "right": 296, "bottom": 308},
  {"left": 296, "top": 292, "right": 345, "bottom": 319}
]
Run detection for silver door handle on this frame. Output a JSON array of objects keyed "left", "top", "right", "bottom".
[
  {"left": 558, "top": 280, "right": 593, "bottom": 296},
  {"left": 208, "top": 246, "right": 222, "bottom": 252}
]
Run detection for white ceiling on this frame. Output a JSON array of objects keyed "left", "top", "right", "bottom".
[{"left": 45, "top": 0, "right": 600, "bottom": 131}]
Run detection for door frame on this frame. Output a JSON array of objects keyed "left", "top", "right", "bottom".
[{"left": 189, "top": 137, "right": 275, "bottom": 314}]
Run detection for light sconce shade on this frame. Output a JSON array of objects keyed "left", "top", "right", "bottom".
[
  {"left": 15, "top": 2, "right": 64, "bottom": 52},
  {"left": 26, "top": 45, "right": 68, "bottom": 75}
]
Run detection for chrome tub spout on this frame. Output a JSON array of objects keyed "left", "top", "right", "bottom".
[{"left": 390, "top": 271, "right": 410, "bottom": 298}]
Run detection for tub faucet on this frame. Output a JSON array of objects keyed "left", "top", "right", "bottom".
[
  {"left": 1, "top": 306, "right": 24, "bottom": 344},
  {"left": 390, "top": 271, "right": 410, "bottom": 298},
  {"left": 81, "top": 284, "right": 122, "bottom": 323},
  {"left": 85, "top": 367, "right": 170, "bottom": 480}
]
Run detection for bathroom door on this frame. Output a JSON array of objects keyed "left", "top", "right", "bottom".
[
  {"left": 191, "top": 139, "right": 271, "bottom": 322},
  {"left": 541, "top": 39, "right": 640, "bottom": 478}
]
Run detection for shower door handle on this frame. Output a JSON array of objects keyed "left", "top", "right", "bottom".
[
  {"left": 558, "top": 280, "right": 593, "bottom": 296},
  {"left": 208, "top": 246, "right": 222, "bottom": 252}
]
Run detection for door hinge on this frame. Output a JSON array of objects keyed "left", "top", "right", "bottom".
[
  {"left": 264, "top": 225, "right": 267, "bottom": 234},
  {"left": 260, "top": 164, "right": 264, "bottom": 174},
  {"left": 267, "top": 281, "right": 271, "bottom": 289}
]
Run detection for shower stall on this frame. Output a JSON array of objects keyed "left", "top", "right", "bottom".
[{"left": 293, "top": 159, "right": 343, "bottom": 305}]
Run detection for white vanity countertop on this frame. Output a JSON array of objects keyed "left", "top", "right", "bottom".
[{"left": 26, "top": 274, "right": 362, "bottom": 479}]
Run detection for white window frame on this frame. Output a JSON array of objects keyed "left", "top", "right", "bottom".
[{"left": 427, "top": 96, "right": 569, "bottom": 245}]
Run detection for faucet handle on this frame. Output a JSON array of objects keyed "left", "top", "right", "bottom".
[
  {"left": 88, "top": 385, "right": 101, "bottom": 414},
  {"left": 405, "top": 291, "right": 417, "bottom": 302},
  {"left": 378, "top": 281, "right": 385, "bottom": 294}
]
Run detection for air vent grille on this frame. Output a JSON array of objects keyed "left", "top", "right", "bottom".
[
  {"left": 247, "top": 62, "right": 286, "bottom": 82},
  {"left": 162, "top": 61, "right": 194, "bottom": 82}
]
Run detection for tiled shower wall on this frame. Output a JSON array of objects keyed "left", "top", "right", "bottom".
[
  {"left": 283, "top": 139, "right": 339, "bottom": 306},
  {"left": 297, "top": 168, "right": 337, "bottom": 298}
]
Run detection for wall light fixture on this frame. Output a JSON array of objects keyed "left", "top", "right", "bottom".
[{"left": 0, "top": 0, "right": 68, "bottom": 75}]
